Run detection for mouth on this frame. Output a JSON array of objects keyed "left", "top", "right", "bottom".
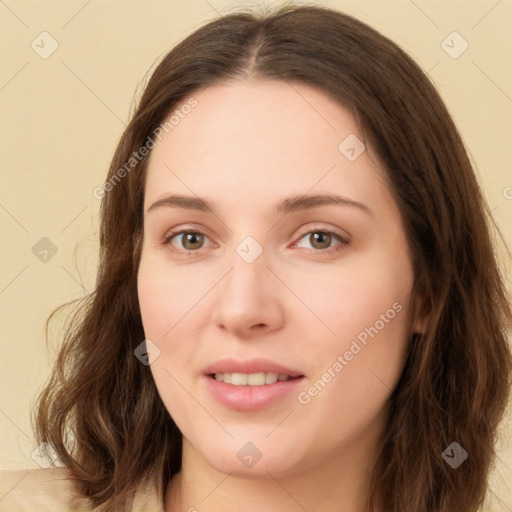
[
  {"left": 203, "top": 359, "right": 306, "bottom": 411},
  {"left": 209, "top": 371, "right": 303, "bottom": 386}
]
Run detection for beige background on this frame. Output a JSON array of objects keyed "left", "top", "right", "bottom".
[{"left": 1, "top": 0, "right": 511, "bottom": 508}]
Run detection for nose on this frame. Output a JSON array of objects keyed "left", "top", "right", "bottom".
[{"left": 211, "top": 249, "right": 285, "bottom": 339}]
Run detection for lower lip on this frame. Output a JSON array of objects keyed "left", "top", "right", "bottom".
[{"left": 204, "top": 375, "right": 305, "bottom": 411}]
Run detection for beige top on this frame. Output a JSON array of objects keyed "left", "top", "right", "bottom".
[
  {"left": 2, "top": 466, "right": 507, "bottom": 511},
  {"left": 0, "top": 467, "right": 165, "bottom": 512}
]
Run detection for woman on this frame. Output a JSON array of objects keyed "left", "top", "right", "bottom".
[{"left": 1, "top": 3, "right": 510, "bottom": 511}]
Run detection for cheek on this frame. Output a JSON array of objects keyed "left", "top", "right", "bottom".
[
  {"left": 137, "top": 252, "right": 207, "bottom": 337},
  {"left": 288, "top": 242, "right": 413, "bottom": 345},
  {"left": 292, "top": 244, "right": 413, "bottom": 410},
  {"left": 137, "top": 258, "right": 200, "bottom": 424},
  {"left": 137, "top": 253, "right": 212, "bottom": 381}
]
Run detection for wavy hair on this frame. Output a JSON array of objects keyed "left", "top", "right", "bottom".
[{"left": 32, "top": 3, "right": 512, "bottom": 511}]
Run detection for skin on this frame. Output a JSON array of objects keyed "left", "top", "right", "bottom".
[{"left": 137, "top": 78, "right": 425, "bottom": 512}]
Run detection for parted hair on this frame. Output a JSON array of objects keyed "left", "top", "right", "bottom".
[{"left": 33, "top": 3, "right": 512, "bottom": 511}]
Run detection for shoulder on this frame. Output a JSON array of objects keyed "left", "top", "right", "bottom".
[
  {"left": 0, "top": 466, "right": 92, "bottom": 512},
  {"left": 1, "top": 466, "right": 165, "bottom": 512}
]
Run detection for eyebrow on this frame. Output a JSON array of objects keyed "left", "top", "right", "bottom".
[{"left": 146, "top": 193, "right": 373, "bottom": 217}]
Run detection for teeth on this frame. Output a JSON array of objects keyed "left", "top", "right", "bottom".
[
  {"left": 232, "top": 373, "right": 248, "bottom": 385},
  {"left": 265, "top": 372, "right": 279, "bottom": 384},
  {"left": 214, "top": 372, "right": 293, "bottom": 386}
]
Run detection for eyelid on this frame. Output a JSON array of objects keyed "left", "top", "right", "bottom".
[
  {"left": 293, "top": 224, "right": 350, "bottom": 245},
  {"left": 162, "top": 223, "right": 350, "bottom": 254},
  {"left": 162, "top": 228, "right": 217, "bottom": 250}
]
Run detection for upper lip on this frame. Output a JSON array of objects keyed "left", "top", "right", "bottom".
[{"left": 204, "top": 358, "right": 305, "bottom": 377}]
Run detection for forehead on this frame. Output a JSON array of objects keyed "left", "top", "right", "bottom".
[
  {"left": 144, "top": 78, "right": 388, "bottom": 214},
  {"left": 157, "top": 78, "right": 359, "bottom": 146}
]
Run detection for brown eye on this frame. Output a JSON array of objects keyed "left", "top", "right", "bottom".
[
  {"left": 295, "top": 229, "right": 348, "bottom": 253},
  {"left": 181, "top": 232, "right": 204, "bottom": 250},
  {"left": 308, "top": 232, "right": 332, "bottom": 250},
  {"left": 165, "top": 231, "right": 209, "bottom": 251}
]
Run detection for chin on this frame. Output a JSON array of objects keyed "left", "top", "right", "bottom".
[
  {"left": 191, "top": 433, "right": 309, "bottom": 478},
  {"left": 209, "top": 451, "right": 301, "bottom": 478}
]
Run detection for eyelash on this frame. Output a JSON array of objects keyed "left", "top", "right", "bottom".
[{"left": 162, "top": 226, "right": 349, "bottom": 256}]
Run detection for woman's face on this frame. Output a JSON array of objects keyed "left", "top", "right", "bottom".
[{"left": 137, "top": 78, "right": 421, "bottom": 477}]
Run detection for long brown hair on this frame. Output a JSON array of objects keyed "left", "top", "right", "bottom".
[{"left": 33, "top": 3, "right": 512, "bottom": 511}]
